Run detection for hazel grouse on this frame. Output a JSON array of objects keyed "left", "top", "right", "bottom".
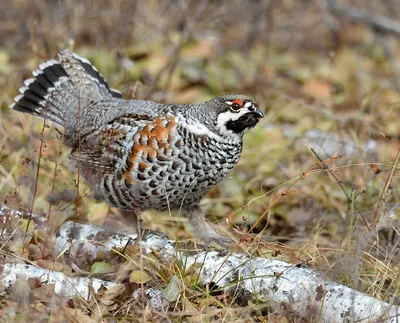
[{"left": 10, "top": 50, "right": 264, "bottom": 246}]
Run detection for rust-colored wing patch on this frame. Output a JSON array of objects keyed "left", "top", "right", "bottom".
[{"left": 124, "top": 115, "right": 177, "bottom": 183}]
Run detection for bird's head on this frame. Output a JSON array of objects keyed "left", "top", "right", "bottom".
[{"left": 210, "top": 94, "right": 264, "bottom": 137}]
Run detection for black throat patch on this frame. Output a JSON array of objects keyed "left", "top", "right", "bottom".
[{"left": 225, "top": 113, "right": 260, "bottom": 134}]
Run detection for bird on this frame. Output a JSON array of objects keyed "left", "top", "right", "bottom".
[{"left": 10, "top": 49, "right": 264, "bottom": 246}]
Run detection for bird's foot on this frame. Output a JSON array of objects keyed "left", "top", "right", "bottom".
[{"left": 200, "top": 229, "right": 233, "bottom": 249}]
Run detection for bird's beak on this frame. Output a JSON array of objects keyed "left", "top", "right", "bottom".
[{"left": 252, "top": 105, "right": 264, "bottom": 118}]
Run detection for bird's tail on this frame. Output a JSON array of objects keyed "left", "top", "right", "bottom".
[{"left": 10, "top": 50, "right": 121, "bottom": 142}]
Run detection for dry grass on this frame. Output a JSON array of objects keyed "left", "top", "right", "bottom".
[{"left": 1, "top": 0, "right": 400, "bottom": 321}]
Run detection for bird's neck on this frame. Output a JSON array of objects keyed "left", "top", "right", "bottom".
[{"left": 176, "top": 111, "right": 243, "bottom": 145}]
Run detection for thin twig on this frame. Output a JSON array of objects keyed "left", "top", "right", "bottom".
[
  {"left": 310, "top": 148, "right": 369, "bottom": 228},
  {"left": 311, "top": 148, "right": 349, "bottom": 200},
  {"left": 46, "top": 129, "right": 64, "bottom": 220},
  {"left": 74, "top": 91, "right": 82, "bottom": 221},
  {"left": 210, "top": 156, "right": 343, "bottom": 284},
  {"left": 25, "top": 115, "right": 47, "bottom": 250},
  {"left": 370, "top": 148, "right": 400, "bottom": 229}
]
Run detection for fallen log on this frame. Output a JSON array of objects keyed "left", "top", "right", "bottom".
[{"left": 0, "top": 205, "right": 399, "bottom": 322}]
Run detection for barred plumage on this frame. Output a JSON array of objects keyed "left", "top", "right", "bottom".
[{"left": 10, "top": 50, "right": 264, "bottom": 246}]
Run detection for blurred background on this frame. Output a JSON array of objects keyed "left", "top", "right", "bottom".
[{"left": 1, "top": 0, "right": 400, "bottom": 306}]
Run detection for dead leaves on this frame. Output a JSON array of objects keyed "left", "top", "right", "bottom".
[
  {"left": 162, "top": 275, "right": 182, "bottom": 304},
  {"left": 129, "top": 270, "right": 152, "bottom": 284},
  {"left": 303, "top": 80, "right": 333, "bottom": 101},
  {"left": 97, "top": 284, "right": 127, "bottom": 309},
  {"left": 89, "top": 261, "right": 115, "bottom": 278},
  {"left": 36, "top": 259, "right": 73, "bottom": 276}
]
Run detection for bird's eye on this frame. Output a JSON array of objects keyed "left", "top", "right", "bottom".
[
  {"left": 231, "top": 103, "right": 241, "bottom": 110},
  {"left": 227, "top": 99, "right": 243, "bottom": 111}
]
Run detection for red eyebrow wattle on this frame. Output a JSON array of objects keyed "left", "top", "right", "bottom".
[{"left": 231, "top": 99, "right": 243, "bottom": 106}]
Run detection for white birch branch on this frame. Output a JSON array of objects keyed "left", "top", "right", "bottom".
[
  {"left": 0, "top": 205, "right": 399, "bottom": 322},
  {"left": 0, "top": 204, "right": 48, "bottom": 230},
  {"left": 0, "top": 262, "right": 163, "bottom": 309},
  {"left": 0, "top": 262, "right": 116, "bottom": 299},
  {"left": 54, "top": 221, "right": 399, "bottom": 322},
  {"left": 53, "top": 219, "right": 175, "bottom": 263}
]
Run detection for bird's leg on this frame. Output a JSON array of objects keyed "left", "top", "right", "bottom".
[
  {"left": 120, "top": 209, "right": 142, "bottom": 234},
  {"left": 118, "top": 209, "right": 167, "bottom": 240},
  {"left": 185, "top": 206, "right": 232, "bottom": 248}
]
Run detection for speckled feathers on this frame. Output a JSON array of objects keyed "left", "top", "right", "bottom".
[{"left": 10, "top": 50, "right": 263, "bottom": 245}]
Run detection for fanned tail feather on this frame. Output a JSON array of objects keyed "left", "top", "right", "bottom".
[
  {"left": 10, "top": 49, "right": 122, "bottom": 133},
  {"left": 10, "top": 59, "right": 73, "bottom": 126}
]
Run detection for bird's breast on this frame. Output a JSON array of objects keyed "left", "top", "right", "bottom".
[{"left": 100, "top": 116, "right": 243, "bottom": 210}]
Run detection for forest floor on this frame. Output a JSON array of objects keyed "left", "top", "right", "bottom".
[{"left": 0, "top": 1, "right": 399, "bottom": 321}]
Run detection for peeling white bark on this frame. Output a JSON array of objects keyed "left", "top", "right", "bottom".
[
  {"left": 132, "top": 287, "right": 163, "bottom": 310},
  {"left": 0, "top": 205, "right": 399, "bottom": 322},
  {"left": 0, "top": 263, "right": 116, "bottom": 299},
  {"left": 184, "top": 252, "right": 400, "bottom": 322},
  {"left": 0, "top": 204, "right": 48, "bottom": 229},
  {"left": 0, "top": 262, "right": 163, "bottom": 310},
  {"left": 53, "top": 221, "right": 399, "bottom": 322},
  {"left": 53, "top": 220, "right": 176, "bottom": 262}
]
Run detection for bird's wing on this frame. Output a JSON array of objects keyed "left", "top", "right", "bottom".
[
  {"left": 71, "top": 113, "right": 151, "bottom": 174},
  {"left": 71, "top": 113, "right": 178, "bottom": 179}
]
